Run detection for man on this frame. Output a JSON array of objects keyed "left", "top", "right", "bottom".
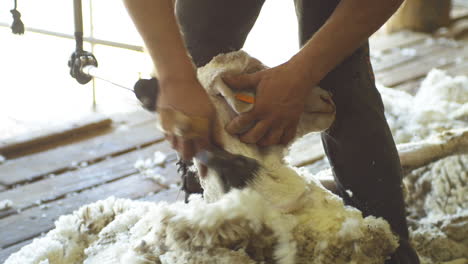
[{"left": 123, "top": 0, "right": 420, "bottom": 263}]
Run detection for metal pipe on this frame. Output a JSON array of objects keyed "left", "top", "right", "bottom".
[
  {"left": 82, "top": 65, "right": 134, "bottom": 92},
  {"left": 0, "top": 22, "right": 144, "bottom": 52},
  {"left": 73, "top": 0, "right": 84, "bottom": 51},
  {"left": 89, "top": 0, "right": 97, "bottom": 108}
]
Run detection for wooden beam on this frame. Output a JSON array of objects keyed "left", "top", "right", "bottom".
[{"left": 0, "top": 115, "right": 112, "bottom": 157}]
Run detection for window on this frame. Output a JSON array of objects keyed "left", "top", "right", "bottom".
[{"left": 0, "top": 0, "right": 298, "bottom": 139}]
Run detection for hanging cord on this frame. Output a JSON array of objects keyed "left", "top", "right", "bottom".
[{"left": 10, "top": 0, "right": 24, "bottom": 35}]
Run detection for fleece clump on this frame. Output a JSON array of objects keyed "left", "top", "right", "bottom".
[
  {"left": 404, "top": 154, "right": 468, "bottom": 264},
  {"left": 6, "top": 177, "right": 397, "bottom": 264},
  {"left": 379, "top": 69, "right": 468, "bottom": 144}
]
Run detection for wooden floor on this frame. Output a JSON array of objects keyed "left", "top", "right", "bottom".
[{"left": 2, "top": 6, "right": 468, "bottom": 262}]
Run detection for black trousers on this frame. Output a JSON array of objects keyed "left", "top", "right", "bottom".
[{"left": 176, "top": 1, "right": 419, "bottom": 263}]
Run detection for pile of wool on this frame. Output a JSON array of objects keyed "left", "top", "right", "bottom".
[
  {"left": 377, "top": 69, "right": 468, "bottom": 264},
  {"left": 404, "top": 153, "right": 468, "bottom": 264},
  {"left": 378, "top": 69, "right": 468, "bottom": 144},
  {"left": 5, "top": 173, "right": 397, "bottom": 264}
]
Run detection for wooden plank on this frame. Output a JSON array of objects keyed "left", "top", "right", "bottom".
[
  {"left": 110, "top": 109, "right": 157, "bottom": 128},
  {"left": 443, "top": 18, "right": 468, "bottom": 39},
  {"left": 372, "top": 42, "right": 446, "bottom": 73},
  {"left": 0, "top": 115, "right": 112, "bottom": 157},
  {"left": 0, "top": 239, "right": 32, "bottom": 263},
  {"left": 0, "top": 142, "right": 176, "bottom": 218},
  {"left": 0, "top": 173, "right": 167, "bottom": 249},
  {"left": 304, "top": 158, "right": 330, "bottom": 175},
  {"left": 0, "top": 122, "right": 164, "bottom": 186},
  {"left": 375, "top": 45, "right": 467, "bottom": 87},
  {"left": 444, "top": 59, "right": 468, "bottom": 76},
  {"left": 288, "top": 133, "right": 325, "bottom": 167},
  {"left": 369, "top": 31, "right": 428, "bottom": 53},
  {"left": 394, "top": 79, "right": 423, "bottom": 95},
  {"left": 393, "top": 57, "right": 468, "bottom": 94},
  {"left": 141, "top": 187, "right": 183, "bottom": 203},
  {"left": 451, "top": 5, "right": 468, "bottom": 21}
]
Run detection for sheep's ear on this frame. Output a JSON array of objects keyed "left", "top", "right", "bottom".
[
  {"left": 303, "top": 87, "right": 335, "bottom": 114},
  {"left": 293, "top": 87, "right": 336, "bottom": 139},
  {"left": 245, "top": 57, "right": 268, "bottom": 74}
]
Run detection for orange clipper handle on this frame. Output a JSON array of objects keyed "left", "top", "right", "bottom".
[{"left": 235, "top": 93, "right": 255, "bottom": 104}]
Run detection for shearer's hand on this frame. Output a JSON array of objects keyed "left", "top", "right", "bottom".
[
  {"left": 157, "top": 77, "right": 216, "bottom": 160},
  {"left": 223, "top": 62, "right": 313, "bottom": 146}
]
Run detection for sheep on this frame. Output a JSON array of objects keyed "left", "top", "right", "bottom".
[{"left": 193, "top": 51, "right": 337, "bottom": 212}]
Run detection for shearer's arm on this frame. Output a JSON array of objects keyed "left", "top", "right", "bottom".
[
  {"left": 123, "top": 0, "right": 215, "bottom": 159},
  {"left": 290, "top": 0, "right": 403, "bottom": 84},
  {"left": 123, "top": 0, "right": 193, "bottom": 82},
  {"left": 225, "top": 0, "right": 404, "bottom": 146}
]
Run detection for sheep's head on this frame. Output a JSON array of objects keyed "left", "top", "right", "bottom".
[{"left": 190, "top": 51, "right": 336, "bottom": 210}]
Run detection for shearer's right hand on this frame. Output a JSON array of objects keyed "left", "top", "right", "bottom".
[{"left": 157, "top": 77, "right": 216, "bottom": 161}]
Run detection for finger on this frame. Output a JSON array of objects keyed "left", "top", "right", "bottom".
[
  {"left": 194, "top": 137, "right": 213, "bottom": 153},
  {"left": 226, "top": 112, "right": 257, "bottom": 134},
  {"left": 240, "top": 120, "right": 272, "bottom": 144},
  {"left": 166, "top": 134, "right": 178, "bottom": 149},
  {"left": 280, "top": 123, "right": 297, "bottom": 145},
  {"left": 258, "top": 125, "right": 285, "bottom": 147},
  {"left": 222, "top": 73, "right": 260, "bottom": 91},
  {"left": 179, "top": 138, "right": 196, "bottom": 160}
]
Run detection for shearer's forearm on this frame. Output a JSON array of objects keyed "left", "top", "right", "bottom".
[
  {"left": 123, "top": 0, "right": 196, "bottom": 84},
  {"left": 290, "top": 0, "right": 403, "bottom": 85}
]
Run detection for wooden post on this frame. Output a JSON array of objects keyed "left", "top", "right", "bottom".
[{"left": 386, "top": 0, "right": 451, "bottom": 33}]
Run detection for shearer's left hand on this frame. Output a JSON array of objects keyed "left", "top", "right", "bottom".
[{"left": 223, "top": 61, "right": 314, "bottom": 146}]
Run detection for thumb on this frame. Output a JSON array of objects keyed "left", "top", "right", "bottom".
[
  {"left": 222, "top": 73, "right": 260, "bottom": 91},
  {"left": 226, "top": 112, "right": 256, "bottom": 134}
]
